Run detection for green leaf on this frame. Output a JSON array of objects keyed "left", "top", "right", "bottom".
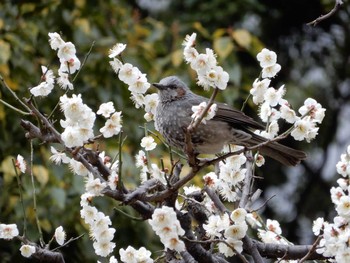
[
  {"left": 232, "top": 29, "right": 252, "bottom": 49},
  {"left": 213, "top": 36, "right": 234, "bottom": 60}
]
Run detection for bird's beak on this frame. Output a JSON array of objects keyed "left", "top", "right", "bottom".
[{"left": 152, "top": 83, "right": 165, "bottom": 90}]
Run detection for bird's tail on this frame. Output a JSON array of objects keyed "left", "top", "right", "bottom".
[{"left": 249, "top": 134, "right": 307, "bottom": 166}]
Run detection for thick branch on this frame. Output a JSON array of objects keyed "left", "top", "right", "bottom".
[
  {"left": 17, "top": 236, "right": 65, "bottom": 263},
  {"left": 21, "top": 119, "right": 59, "bottom": 143},
  {"left": 253, "top": 240, "right": 328, "bottom": 260}
]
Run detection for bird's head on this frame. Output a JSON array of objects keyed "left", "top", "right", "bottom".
[{"left": 153, "top": 76, "right": 190, "bottom": 102}]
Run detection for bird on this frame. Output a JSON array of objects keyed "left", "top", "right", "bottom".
[{"left": 153, "top": 76, "right": 307, "bottom": 166}]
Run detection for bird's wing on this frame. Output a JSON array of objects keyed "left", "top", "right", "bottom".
[
  {"left": 214, "top": 103, "right": 265, "bottom": 130},
  {"left": 186, "top": 93, "right": 264, "bottom": 130}
]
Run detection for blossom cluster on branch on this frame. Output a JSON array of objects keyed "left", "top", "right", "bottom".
[{"left": 0, "top": 30, "right": 341, "bottom": 263}]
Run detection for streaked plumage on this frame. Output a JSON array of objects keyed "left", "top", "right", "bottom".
[{"left": 154, "top": 76, "right": 306, "bottom": 166}]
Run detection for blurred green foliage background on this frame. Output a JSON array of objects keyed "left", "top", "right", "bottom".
[{"left": 1, "top": 0, "right": 350, "bottom": 262}]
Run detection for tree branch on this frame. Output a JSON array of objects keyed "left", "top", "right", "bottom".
[
  {"left": 253, "top": 239, "right": 328, "bottom": 260},
  {"left": 307, "top": 0, "right": 343, "bottom": 26}
]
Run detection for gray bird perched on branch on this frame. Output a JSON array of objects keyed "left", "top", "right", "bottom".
[{"left": 153, "top": 76, "right": 306, "bottom": 166}]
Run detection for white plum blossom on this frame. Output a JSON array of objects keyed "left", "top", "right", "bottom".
[
  {"left": 266, "top": 219, "right": 282, "bottom": 235},
  {"left": 93, "top": 240, "right": 116, "bottom": 257},
  {"left": 140, "top": 136, "right": 157, "bottom": 151},
  {"left": 108, "top": 171, "right": 119, "bottom": 191},
  {"left": 250, "top": 78, "right": 271, "bottom": 104},
  {"left": 255, "top": 153, "right": 265, "bottom": 167},
  {"left": 16, "top": 154, "right": 26, "bottom": 173},
  {"left": 203, "top": 172, "right": 219, "bottom": 188},
  {"left": 48, "top": 32, "right": 65, "bottom": 50},
  {"left": 203, "top": 214, "right": 230, "bottom": 238},
  {"left": 218, "top": 238, "right": 243, "bottom": 257},
  {"left": 30, "top": 66, "right": 55, "bottom": 97},
  {"left": 256, "top": 48, "right": 277, "bottom": 68},
  {"left": 148, "top": 206, "right": 185, "bottom": 252},
  {"left": 118, "top": 63, "right": 141, "bottom": 85},
  {"left": 57, "top": 42, "right": 76, "bottom": 61},
  {"left": 182, "top": 32, "right": 197, "bottom": 50},
  {"left": 69, "top": 159, "right": 89, "bottom": 177},
  {"left": 149, "top": 163, "right": 166, "bottom": 184},
  {"left": 336, "top": 196, "right": 350, "bottom": 219},
  {"left": 20, "top": 245, "right": 36, "bottom": 258},
  {"left": 183, "top": 184, "right": 201, "bottom": 195},
  {"left": 336, "top": 149, "right": 350, "bottom": 177},
  {"left": 191, "top": 102, "right": 217, "bottom": 124},
  {"left": 261, "top": 63, "right": 281, "bottom": 79},
  {"left": 0, "top": 224, "right": 19, "bottom": 240},
  {"left": 49, "top": 146, "right": 70, "bottom": 165},
  {"left": 57, "top": 72, "right": 73, "bottom": 90},
  {"left": 100, "top": 112, "right": 123, "bottom": 138},
  {"left": 183, "top": 47, "right": 199, "bottom": 63},
  {"left": 110, "top": 58, "right": 123, "bottom": 74},
  {"left": 85, "top": 174, "right": 107, "bottom": 195},
  {"left": 230, "top": 208, "right": 247, "bottom": 223},
  {"left": 280, "top": 102, "right": 297, "bottom": 124},
  {"left": 128, "top": 74, "right": 150, "bottom": 94},
  {"left": 291, "top": 116, "right": 319, "bottom": 142},
  {"left": 54, "top": 226, "right": 66, "bottom": 245},
  {"left": 97, "top": 102, "right": 116, "bottom": 118},
  {"left": 119, "top": 246, "right": 153, "bottom": 263},
  {"left": 108, "top": 43, "right": 127, "bottom": 58},
  {"left": 224, "top": 223, "right": 248, "bottom": 240},
  {"left": 109, "top": 256, "right": 118, "bottom": 263},
  {"left": 312, "top": 217, "right": 325, "bottom": 236},
  {"left": 80, "top": 205, "right": 98, "bottom": 225},
  {"left": 264, "top": 85, "right": 285, "bottom": 107},
  {"left": 144, "top": 93, "right": 159, "bottom": 115},
  {"left": 298, "top": 98, "right": 326, "bottom": 123},
  {"left": 59, "top": 55, "right": 81, "bottom": 74}
]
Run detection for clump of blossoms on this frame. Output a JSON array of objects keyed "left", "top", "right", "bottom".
[
  {"left": 183, "top": 33, "right": 229, "bottom": 90},
  {"left": 312, "top": 145, "right": 350, "bottom": 263},
  {"left": 30, "top": 32, "right": 81, "bottom": 96},
  {"left": 191, "top": 102, "right": 217, "bottom": 124},
  {"left": 202, "top": 208, "right": 248, "bottom": 257},
  {"left": 97, "top": 102, "right": 123, "bottom": 138},
  {"left": 251, "top": 48, "right": 325, "bottom": 143},
  {"left": 200, "top": 146, "right": 247, "bottom": 203},
  {"left": 119, "top": 245, "right": 153, "bottom": 263},
  {"left": 109, "top": 43, "right": 158, "bottom": 121},
  {"left": 49, "top": 32, "right": 80, "bottom": 90},
  {"left": 80, "top": 193, "right": 116, "bottom": 257},
  {"left": 59, "top": 94, "right": 96, "bottom": 148},
  {"left": 148, "top": 206, "right": 186, "bottom": 252}
]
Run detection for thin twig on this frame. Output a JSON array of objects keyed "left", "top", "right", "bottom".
[
  {"left": 51, "top": 234, "right": 85, "bottom": 252},
  {"left": 12, "top": 158, "right": 27, "bottom": 236},
  {"left": 0, "top": 74, "right": 32, "bottom": 113},
  {"left": 307, "top": 0, "right": 343, "bottom": 26},
  {"left": 113, "top": 207, "right": 144, "bottom": 221},
  {"left": 72, "top": 41, "right": 95, "bottom": 82},
  {"left": 185, "top": 88, "right": 219, "bottom": 166},
  {"left": 30, "top": 140, "right": 44, "bottom": 246},
  {"left": 298, "top": 235, "right": 323, "bottom": 263}
]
